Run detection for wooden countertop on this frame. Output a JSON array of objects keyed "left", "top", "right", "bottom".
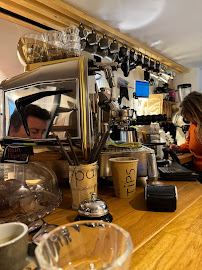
[{"left": 44, "top": 179, "right": 202, "bottom": 269}]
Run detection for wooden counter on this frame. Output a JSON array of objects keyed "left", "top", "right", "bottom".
[{"left": 44, "top": 179, "right": 202, "bottom": 269}]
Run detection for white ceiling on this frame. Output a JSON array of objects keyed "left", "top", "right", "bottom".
[{"left": 63, "top": 0, "right": 202, "bottom": 70}]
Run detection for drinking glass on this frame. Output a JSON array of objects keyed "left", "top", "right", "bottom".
[
  {"left": 20, "top": 33, "right": 43, "bottom": 64},
  {"left": 35, "top": 221, "right": 134, "bottom": 270},
  {"left": 42, "top": 30, "right": 63, "bottom": 61}
]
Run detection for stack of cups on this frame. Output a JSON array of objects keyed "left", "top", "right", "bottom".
[
  {"left": 69, "top": 161, "right": 98, "bottom": 210},
  {"left": 42, "top": 30, "right": 63, "bottom": 61},
  {"left": 62, "top": 26, "right": 81, "bottom": 57},
  {"left": 21, "top": 33, "right": 44, "bottom": 64}
]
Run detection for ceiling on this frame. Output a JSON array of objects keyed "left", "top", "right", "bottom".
[{"left": 62, "top": 0, "right": 202, "bottom": 70}]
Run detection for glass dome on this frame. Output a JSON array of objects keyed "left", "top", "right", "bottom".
[{"left": 0, "top": 162, "right": 62, "bottom": 225}]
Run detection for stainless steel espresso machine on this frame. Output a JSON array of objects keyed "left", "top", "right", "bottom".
[
  {"left": 0, "top": 56, "right": 155, "bottom": 182},
  {"left": 94, "top": 79, "right": 155, "bottom": 182},
  {"left": 0, "top": 57, "right": 93, "bottom": 158}
]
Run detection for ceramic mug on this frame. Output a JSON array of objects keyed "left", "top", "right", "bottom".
[
  {"left": 99, "top": 34, "right": 110, "bottom": 49},
  {"left": 119, "top": 44, "right": 128, "bottom": 60},
  {"left": 148, "top": 57, "right": 155, "bottom": 71},
  {"left": 136, "top": 51, "right": 143, "bottom": 66},
  {"left": 106, "top": 49, "right": 118, "bottom": 62},
  {"left": 94, "top": 45, "right": 108, "bottom": 58},
  {"left": 78, "top": 23, "right": 88, "bottom": 40},
  {"left": 0, "top": 222, "right": 28, "bottom": 270},
  {"left": 153, "top": 60, "right": 160, "bottom": 73},
  {"left": 80, "top": 39, "right": 87, "bottom": 50},
  {"left": 84, "top": 41, "right": 98, "bottom": 54},
  {"left": 87, "top": 29, "right": 99, "bottom": 45},
  {"left": 110, "top": 39, "right": 119, "bottom": 53},
  {"left": 142, "top": 54, "right": 149, "bottom": 70}
]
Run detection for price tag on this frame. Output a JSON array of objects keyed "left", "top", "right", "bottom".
[{"left": 1, "top": 145, "right": 33, "bottom": 164}]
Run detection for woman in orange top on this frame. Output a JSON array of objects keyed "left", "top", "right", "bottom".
[{"left": 170, "top": 91, "right": 202, "bottom": 183}]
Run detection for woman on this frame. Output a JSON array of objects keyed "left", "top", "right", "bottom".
[{"left": 170, "top": 91, "right": 202, "bottom": 183}]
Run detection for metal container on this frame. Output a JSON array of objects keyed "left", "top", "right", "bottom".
[
  {"left": 146, "top": 152, "right": 158, "bottom": 182},
  {"left": 99, "top": 145, "right": 154, "bottom": 178},
  {"left": 118, "top": 109, "right": 133, "bottom": 120},
  {"left": 120, "top": 128, "right": 137, "bottom": 143}
]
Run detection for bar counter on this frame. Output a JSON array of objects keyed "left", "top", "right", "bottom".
[{"left": 44, "top": 179, "right": 202, "bottom": 270}]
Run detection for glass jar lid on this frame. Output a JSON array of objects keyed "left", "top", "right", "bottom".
[{"left": 78, "top": 192, "right": 109, "bottom": 217}]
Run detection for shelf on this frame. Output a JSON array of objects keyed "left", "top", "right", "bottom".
[{"left": 1, "top": 0, "right": 189, "bottom": 73}]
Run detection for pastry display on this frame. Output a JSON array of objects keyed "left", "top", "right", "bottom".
[{"left": 0, "top": 162, "right": 61, "bottom": 224}]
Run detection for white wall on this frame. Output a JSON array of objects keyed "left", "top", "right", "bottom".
[
  {"left": 0, "top": 18, "right": 40, "bottom": 82},
  {"left": 173, "top": 68, "right": 201, "bottom": 92},
  {"left": 198, "top": 68, "right": 202, "bottom": 93}
]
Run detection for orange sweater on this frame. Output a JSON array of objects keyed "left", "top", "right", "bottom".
[{"left": 180, "top": 123, "right": 202, "bottom": 171}]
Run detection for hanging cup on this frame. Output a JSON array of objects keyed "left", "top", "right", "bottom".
[
  {"left": 110, "top": 39, "right": 120, "bottom": 53},
  {"left": 94, "top": 45, "right": 108, "bottom": 58},
  {"left": 153, "top": 60, "right": 160, "bottom": 73},
  {"left": 106, "top": 49, "right": 118, "bottom": 62},
  {"left": 99, "top": 34, "right": 110, "bottom": 50},
  {"left": 84, "top": 40, "right": 98, "bottom": 54},
  {"left": 119, "top": 44, "right": 128, "bottom": 62},
  {"left": 87, "top": 29, "right": 99, "bottom": 45},
  {"left": 78, "top": 23, "right": 88, "bottom": 40},
  {"left": 135, "top": 51, "right": 142, "bottom": 66},
  {"left": 142, "top": 54, "right": 149, "bottom": 70},
  {"left": 148, "top": 57, "right": 155, "bottom": 71}
]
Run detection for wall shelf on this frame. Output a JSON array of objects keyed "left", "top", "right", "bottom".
[{"left": 0, "top": 0, "right": 189, "bottom": 74}]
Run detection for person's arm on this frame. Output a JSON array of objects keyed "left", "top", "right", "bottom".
[
  {"left": 179, "top": 125, "right": 191, "bottom": 153},
  {"left": 170, "top": 125, "right": 191, "bottom": 153}
]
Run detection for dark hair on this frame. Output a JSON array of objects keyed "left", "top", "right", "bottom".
[{"left": 9, "top": 104, "right": 51, "bottom": 133}]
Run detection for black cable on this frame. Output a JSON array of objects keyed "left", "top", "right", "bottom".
[{"left": 0, "top": 7, "right": 54, "bottom": 31}]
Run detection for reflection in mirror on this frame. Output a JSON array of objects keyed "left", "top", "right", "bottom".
[{"left": 4, "top": 79, "right": 80, "bottom": 140}]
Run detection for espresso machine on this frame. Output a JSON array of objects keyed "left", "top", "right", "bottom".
[
  {"left": 0, "top": 57, "right": 94, "bottom": 158},
  {"left": 96, "top": 85, "right": 155, "bottom": 182}
]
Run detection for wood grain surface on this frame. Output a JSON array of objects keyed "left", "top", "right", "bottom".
[{"left": 44, "top": 179, "right": 202, "bottom": 269}]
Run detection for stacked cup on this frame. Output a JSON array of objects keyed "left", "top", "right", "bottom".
[
  {"left": 42, "top": 30, "right": 63, "bottom": 61},
  {"left": 62, "top": 26, "right": 81, "bottom": 58}
]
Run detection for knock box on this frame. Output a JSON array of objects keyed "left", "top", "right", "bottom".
[{"left": 144, "top": 184, "right": 178, "bottom": 212}]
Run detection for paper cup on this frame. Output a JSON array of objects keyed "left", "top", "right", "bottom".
[
  {"left": 109, "top": 157, "right": 139, "bottom": 199},
  {"left": 69, "top": 162, "right": 98, "bottom": 210}
]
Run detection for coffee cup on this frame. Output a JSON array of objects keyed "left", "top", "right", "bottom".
[
  {"left": 106, "top": 50, "right": 118, "bottom": 62},
  {"left": 99, "top": 34, "right": 110, "bottom": 49},
  {"left": 136, "top": 51, "right": 143, "bottom": 66},
  {"left": 87, "top": 29, "right": 99, "bottom": 45},
  {"left": 78, "top": 23, "right": 88, "bottom": 40},
  {"left": 142, "top": 54, "right": 149, "bottom": 70},
  {"left": 94, "top": 45, "right": 108, "bottom": 58},
  {"left": 80, "top": 39, "right": 86, "bottom": 50},
  {"left": 84, "top": 41, "right": 98, "bottom": 54},
  {"left": 153, "top": 60, "right": 160, "bottom": 73},
  {"left": 119, "top": 44, "right": 128, "bottom": 60},
  {"left": 110, "top": 39, "right": 120, "bottom": 53},
  {"left": 148, "top": 57, "right": 155, "bottom": 71},
  {"left": 0, "top": 222, "right": 28, "bottom": 270},
  {"left": 109, "top": 157, "right": 139, "bottom": 199}
]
